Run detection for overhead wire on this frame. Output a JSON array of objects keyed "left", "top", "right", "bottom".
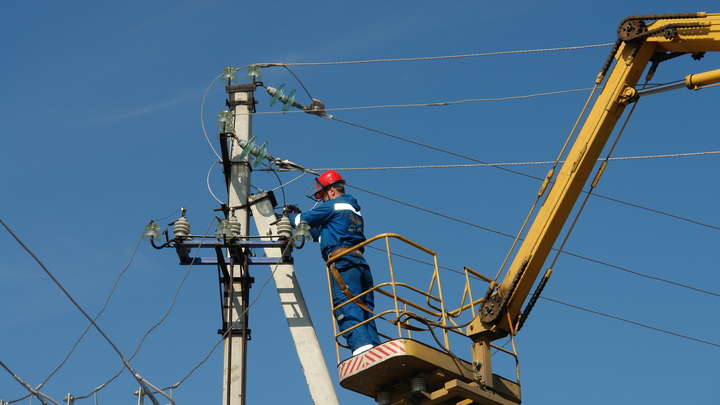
[
  {"left": 28, "top": 234, "right": 144, "bottom": 396},
  {"left": 347, "top": 184, "right": 720, "bottom": 299},
  {"left": 364, "top": 240, "right": 720, "bottom": 349},
  {"left": 34, "top": 211, "right": 201, "bottom": 403},
  {"left": 0, "top": 219, "right": 163, "bottom": 405},
  {"left": 280, "top": 64, "right": 313, "bottom": 101},
  {"left": 1, "top": 360, "right": 58, "bottom": 405},
  {"left": 324, "top": 150, "right": 720, "bottom": 231},
  {"left": 245, "top": 48, "right": 720, "bottom": 238},
  {"left": 269, "top": 168, "right": 288, "bottom": 204},
  {"left": 326, "top": 113, "right": 720, "bottom": 232},
  {"left": 3, "top": 209, "right": 186, "bottom": 404},
  {"left": 8, "top": 217, "right": 215, "bottom": 404},
  {"left": 92, "top": 217, "right": 219, "bottom": 404},
  {"left": 128, "top": 217, "right": 217, "bottom": 362},
  {"left": 245, "top": 87, "right": 597, "bottom": 115},
  {"left": 592, "top": 191, "right": 720, "bottom": 231},
  {"left": 234, "top": 45, "right": 610, "bottom": 119},
  {"left": 330, "top": 116, "right": 539, "bottom": 182},
  {"left": 240, "top": 84, "right": 720, "bottom": 233},
  {"left": 317, "top": 150, "right": 720, "bottom": 171},
  {"left": 207, "top": 160, "right": 224, "bottom": 204},
  {"left": 253, "top": 166, "right": 311, "bottom": 195},
  {"left": 65, "top": 220, "right": 216, "bottom": 403},
  {"left": 200, "top": 73, "right": 224, "bottom": 160},
  {"left": 258, "top": 43, "right": 614, "bottom": 66},
  {"left": 333, "top": 107, "right": 719, "bottom": 229},
  {"left": 541, "top": 297, "right": 720, "bottom": 348}
]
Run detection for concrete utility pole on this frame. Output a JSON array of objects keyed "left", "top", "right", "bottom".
[
  {"left": 250, "top": 193, "right": 341, "bottom": 405},
  {"left": 221, "top": 80, "right": 339, "bottom": 405},
  {"left": 223, "top": 83, "right": 255, "bottom": 405}
]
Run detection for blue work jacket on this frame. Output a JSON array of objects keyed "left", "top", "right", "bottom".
[{"left": 289, "top": 194, "right": 366, "bottom": 262}]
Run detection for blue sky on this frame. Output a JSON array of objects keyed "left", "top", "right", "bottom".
[{"left": 2, "top": 2, "right": 720, "bottom": 404}]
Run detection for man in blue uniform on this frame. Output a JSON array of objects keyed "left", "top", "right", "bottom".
[{"left": 288, "top": 170, "right": 380, "bottom": 356}]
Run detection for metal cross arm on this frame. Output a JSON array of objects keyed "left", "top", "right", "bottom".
[{"left": 170, "top": 239, "right": 294, "bottom": 266}]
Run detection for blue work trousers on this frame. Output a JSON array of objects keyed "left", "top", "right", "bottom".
[{"left": 330, "top": 261, "right": 381, "bottom": 352}]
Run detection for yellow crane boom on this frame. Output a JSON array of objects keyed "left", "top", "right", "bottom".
[{"left": 472, "top": 12, "right": 720, "bottom": 342}]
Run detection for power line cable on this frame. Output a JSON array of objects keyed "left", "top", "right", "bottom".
[
  {"left": 31, "top": 234, "right": 144, "bottom": 394},
  {"left": 1, "top": 360, "right": 58, "bottom": 405},
  {"left": 346, "top": 184, "right": 720, "bottom": 298},
  {"left": 235, "top": 45, "right": 613, "bottom": 122},
  {"left": 339, "top": 155, "right": 719, "bottom": 231},
  {"left": 249, "top": 62, "right": 720, "bottom": 235},
  {"left": 331, "top": 116, "right": 538, "bottom": 182},
  {"left": 127, "top": 218, "right": 216, "bottom": 362},
  {"left": 541, "top": 297, "right": 720, "bottom": 348},
  {"left": 246, "top": 87, "right": 597, "bottom": 115},
  {"left": 560, "top": 250, "right": 720, "bottom": 298},
  {"left": 364, "top": 241, "right": 720, "bottom": 350},
  {"left": 201, "top": 74, "right": 224, "bottom": 160},
  {"left": 363, "top": 244, "right": 720, "bottom": 349},
  {"left": 253, "top": 42, "right": 720, "bottom": 255},
  {"left": 258, "top": 154, "right": 716, "bottom": 296},
  {"left": 7, "top": 219, "right": 212, "bottom": 404},
  {"left": 327, "top": 112, "right": 720, "bottom": 231},
  {"left": 254, "top": 167, "right": 311, "bottom": 194},
  {"left": 592, "top": 192, "right": 720, "bottom": 231},
  {"left": 152, "top": 208, "right": 183, "bottom": 222},
  {"left": 257, "top": 43, "right": 614, "bottom": 67},
  {"left": 257, "top": 56, "right": 717, "bottom": 235},
  {"left": 254, "top": 55, "right": 720, "bottom": 234},
  {"left": 34, "top": 211, "right": 196, "bottom": 403},
  {"left": 328, "top": 152, "right": 720, "bottom": 231},
  {"left": 279, "top": 64, "right": 313, "bottom": 101},
  {"left": 77, "top": 218, "right": 218, "bottom": 402},
  {"left": 318, "top": 150, "right": 720, "bottom": 171},
  {"left": 0, "top": 219, "right": 162, "bottom": 405}
]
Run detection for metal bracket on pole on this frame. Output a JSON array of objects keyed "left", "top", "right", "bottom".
[
  {"left": 226, "top": 84, "right": 257, "bottom": 111},
  {"left": 170, "top": 239, "right": 293, "bottom": 266},
  {"left": 134, "top": 387, "right": 145, "bottom": 405}
]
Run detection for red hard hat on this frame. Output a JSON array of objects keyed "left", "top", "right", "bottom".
[{"left": 311, "top": 170, "right": 346, "bottom": 199}]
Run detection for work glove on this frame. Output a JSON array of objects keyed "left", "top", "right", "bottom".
[{"left": 283, "top": 204, "right": 302, "bottom": 215}]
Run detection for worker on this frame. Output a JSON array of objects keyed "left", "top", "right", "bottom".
[{"left": 287, "top": 170, "right": 381, "bottom": 356}]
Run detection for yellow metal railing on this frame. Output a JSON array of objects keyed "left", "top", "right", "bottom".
[
  {"left": 326, "top": 233, "right": 523, "bottom": 383},
  {"left": 326, "top": 233, "right": 465, "bottom": 362}
]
